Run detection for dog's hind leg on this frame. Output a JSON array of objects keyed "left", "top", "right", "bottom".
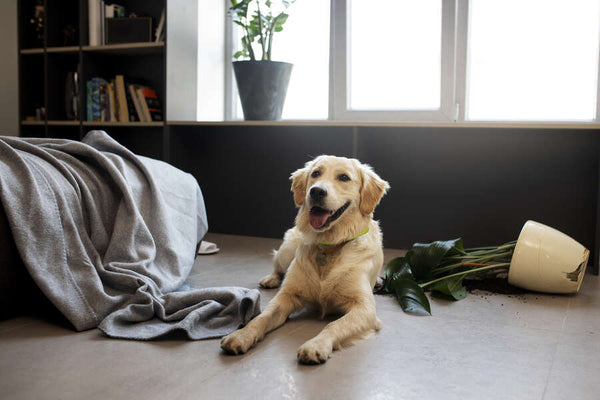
[{"left": 259, "top": 227, "right": 301, "bottom": 288}]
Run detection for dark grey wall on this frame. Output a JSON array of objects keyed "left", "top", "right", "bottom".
[{"left": 169, "top": 125, "right": 599, "bottom": 258}]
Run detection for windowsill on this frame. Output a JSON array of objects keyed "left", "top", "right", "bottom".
[{"left": 166, "top": 120, "right": 600, "bottom": 130}]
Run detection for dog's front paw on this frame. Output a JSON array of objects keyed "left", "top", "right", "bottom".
[
  {"left": 220, "top": 329, "right": 258, "bottom": 355},
  {"left": 297, "top": 338, "right": 332, "bottom": 365},
  {"left": 259, "top": 273, "right": 282, "bottom": 289}
]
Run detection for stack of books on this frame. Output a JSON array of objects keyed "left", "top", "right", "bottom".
[{"left": 86, "top": 74, "right": 162, "bottom": 123}]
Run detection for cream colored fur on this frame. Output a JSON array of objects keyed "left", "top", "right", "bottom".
[{"left": 221, "top": 155, "right": 390, "bottom": 364}]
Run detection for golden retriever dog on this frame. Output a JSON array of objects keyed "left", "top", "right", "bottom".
[{"left": 221, "top": 155, "right": 389, "bottom": 364}]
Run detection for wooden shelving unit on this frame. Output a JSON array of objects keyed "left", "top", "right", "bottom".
[{"left": 18, "top": 0, "right": 167, "bottom": 160}]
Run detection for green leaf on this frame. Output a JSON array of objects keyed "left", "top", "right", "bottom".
[
  {"left": 389, "top": 278, "right": 431, "bottom": 316},
  {"left": 273, "top": 13, "right": 289, "bottom": 28},
  {"left": 384, "top": 256, "right": 411, "bottom": 280},
  {"left": 429, "top": 275, "right": 467, "bottom": 301},
  {"left": 379, "top": 257, "right": 431, "bottom": 315},
  {"left": 378, "top": 256, "right": 411, "bottom": 293},
  {"left": 407, "top": 238, "right": 464, "bottom": 282}
]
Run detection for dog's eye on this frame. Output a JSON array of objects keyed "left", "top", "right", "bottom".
[
  {"left": 311, "top": 170, "right": 321, "bottom": 178},
  {"left": 338, "top": 173, "right": 351, "bottom": 182}
]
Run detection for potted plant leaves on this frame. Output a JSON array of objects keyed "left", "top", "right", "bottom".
[
  {"left": 229, "top": 0, "right": 295, "bottom": 120},
  {"left": 377, "top": 220, "right": 589, "bottom": 315}
]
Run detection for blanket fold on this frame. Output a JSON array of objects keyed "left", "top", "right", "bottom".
[{"left": 0, "top": 131, "right": 260, "bottom": 339}]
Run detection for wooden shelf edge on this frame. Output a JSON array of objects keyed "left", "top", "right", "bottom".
[
  {"left": 20, "top": 48, "right": 44, "bottom": 55},
  {"left": 82, "top": 121, "right": 164, "bottom": 127},
  {"left": 47, "top": 120, "right": 80, "bottom": 126},
  {"left": 82, "top": 42, "right": 165, "bottom": 53},
  {"left": 46, "top": 46, "right": 80, "bottom": 53},
  {"left": 21, "top": 120, "right": 45, "bottom": 125}
]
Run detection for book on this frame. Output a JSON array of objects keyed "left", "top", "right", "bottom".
[
  {"left": 114, "top": 75, "right": 129, "bottom": 122},
  {"left": 128, "top": 84, "right": 146, "bottom": 121},
  {"left": 124, "top": 81, "right": 140, "bottom": 122},
  {"left": 136, "top": 87, "right": 163, "bottom": 121},
  {"left": 86, "top": 80, "right": 93, "bottom": 121},
  {"left": 100, "top": 1, "right": 105, "bottom": 45},
  {"left": 91, "top": 77, "right": 107, "bottom": 121},
  {"left": 109, "top": 81, "right": 118, "bottom": 121},
  {"left": 88, "top": 0, "right": 101, "bottom": 46}
]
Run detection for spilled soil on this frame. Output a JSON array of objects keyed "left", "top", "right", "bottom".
[{"left": 463, "top": 278, "right": 528, "bottom": 295}]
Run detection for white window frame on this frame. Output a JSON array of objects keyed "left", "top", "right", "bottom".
[{"left": 330, "top": 0, "right": 458, "bottom": 122}]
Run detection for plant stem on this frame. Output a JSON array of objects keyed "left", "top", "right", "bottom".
[
  {"left": 464, "top": 241, "right": 517, "bottom": 252},
  {"left": 420, "top": 263, "right": 511, "bottom": 289},
  {"left": 267, "top": 25, "right": 274, "bottom": 60},
  {"left": 459, "top": 242, "right": 517, "bottom": 257},
  {"left": 434, "top": 250, "right": 514, "bottom": 275},
  {"left": 244, "top": 32, "right": 256, "bottom": 60},
  {"left": 256, "top": 1, "right": 266, "bottom": 60}
]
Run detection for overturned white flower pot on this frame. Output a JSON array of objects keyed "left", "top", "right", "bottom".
[{"left": 508, "top": 220, "right": 589, "bottom": 294}]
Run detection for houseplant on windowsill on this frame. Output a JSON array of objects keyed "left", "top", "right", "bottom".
[
  {"left": 377, "top": 220, "right": 590, "bottom": 316},
  {"left": 229, "top": 0, "right": 295, "bottom": 120}
]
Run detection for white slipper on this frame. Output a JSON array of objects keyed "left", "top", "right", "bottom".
[{"left": 197, "top": 240, "right": 220, "bottom": 255}]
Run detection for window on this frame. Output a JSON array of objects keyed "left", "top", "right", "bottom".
[
  {"left": 217, "top": 0, "right": 600, "bottom": 123},
  {"left": 332, "top": 0, "right": 600, "bottom": 123},
  {"left": 465, "top": 0, "right": 600, "bottom": 121},
  {"left": 349, "top": 0, "right": 442, "bottom": 110},
  {"left": 331, "top": 0, "right": 457, "bottom": 121},
  {"left": 230, "top": 0, "right": 330, "bottom": 120}
]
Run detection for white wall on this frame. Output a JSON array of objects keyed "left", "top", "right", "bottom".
[
  {"left": 167, "top": 0, "right": 225, "bottom": 121},
  {"left": 167, "top": 0, "right": 199, "bottom": 121},
  {"left": 0, "top": 0, "right": 19, "bottom": 136}
]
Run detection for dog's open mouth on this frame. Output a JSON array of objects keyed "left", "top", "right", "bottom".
[{"left": 309, "top": 201, "right": 350, "bottom": 230}]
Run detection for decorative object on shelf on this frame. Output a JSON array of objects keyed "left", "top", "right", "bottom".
[
  {"left": 29, "top": 0, "right": 45, "bottom": 47},
  {"left": 65, "top": 71, "right": 79, "bottom": 120},
  {"left": 105, "top": 17, "right": 152, "bottom": 44},
  {"left": 229, "top": 0, "right": 295, "bottom": 120},
  {"left": 62, "top": 24, "right": 78, "bottom": 46},
  {"left": 377, "top": 220, "right": 589, "bottom": 316}
]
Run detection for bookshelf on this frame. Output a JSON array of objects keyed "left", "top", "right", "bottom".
[{"left": 17, "top": 0, "right": 167, "bottom": 160}]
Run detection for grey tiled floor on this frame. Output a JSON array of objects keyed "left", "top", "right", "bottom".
[{"left": 1, "top": 232, "right": 599, "bottom": 400}]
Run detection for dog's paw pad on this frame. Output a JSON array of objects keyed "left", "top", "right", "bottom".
[
  {"left": 297, "top": 340, "right": 331, "bottom": 365},
  {"left": 259, "top": 274, "right": 281, "bottom": 289},
  {"left": 221, "top": 331, "right": 255, "bottom": 355}
]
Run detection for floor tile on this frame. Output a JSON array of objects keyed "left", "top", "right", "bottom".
[{"left": 543, "top": 332, "right": 600, "bottom": 400}]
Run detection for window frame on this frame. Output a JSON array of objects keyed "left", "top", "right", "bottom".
[{"left": 330, "top": 0, "right": 458, "bottom": 122}]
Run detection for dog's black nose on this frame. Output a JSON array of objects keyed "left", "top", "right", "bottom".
[{"left": 310, "top": 186, "right": 327, "bottom": 201}]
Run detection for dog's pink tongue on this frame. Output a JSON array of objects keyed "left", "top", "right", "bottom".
[{"left": 310, "top": 212, "right": 330, "bottom": 229}]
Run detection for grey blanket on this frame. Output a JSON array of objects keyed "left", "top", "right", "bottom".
[{"left": 0, "top": 131, "right": 260, "bottom": 339}]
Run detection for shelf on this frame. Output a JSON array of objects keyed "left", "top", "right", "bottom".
[
  {"left": 20, "top": 48, "right": 44, "bottom": 55},
  {"left": 82, "top": 42, "right": 165, "bottom": 55},
  {"left": 46, "top": 46, "right": 80, "bottom": 53},
  {"left": 21, "top": 120, "right": 45, "bottom": 126},
  {"left": 82, "top": 121, "right": 164, "bottom": 127},
  {"left": 47, "top": 120, "right": 80, "bottom": 126}
]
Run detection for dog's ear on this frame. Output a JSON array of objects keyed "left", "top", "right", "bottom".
[
  {"left": 290, "top": 165, "right": 310, "bottom": 206},
  {"left": 359, "top": 163, "right": 390, "bottom": 215}
]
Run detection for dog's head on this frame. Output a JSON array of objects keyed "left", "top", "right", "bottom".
[{"left": 290, "top": 155, "right": 389, "bottom": 238}]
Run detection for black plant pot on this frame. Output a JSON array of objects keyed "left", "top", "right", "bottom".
[{"left": 233, "top": 61, "right": 293, "bottom": 121}]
